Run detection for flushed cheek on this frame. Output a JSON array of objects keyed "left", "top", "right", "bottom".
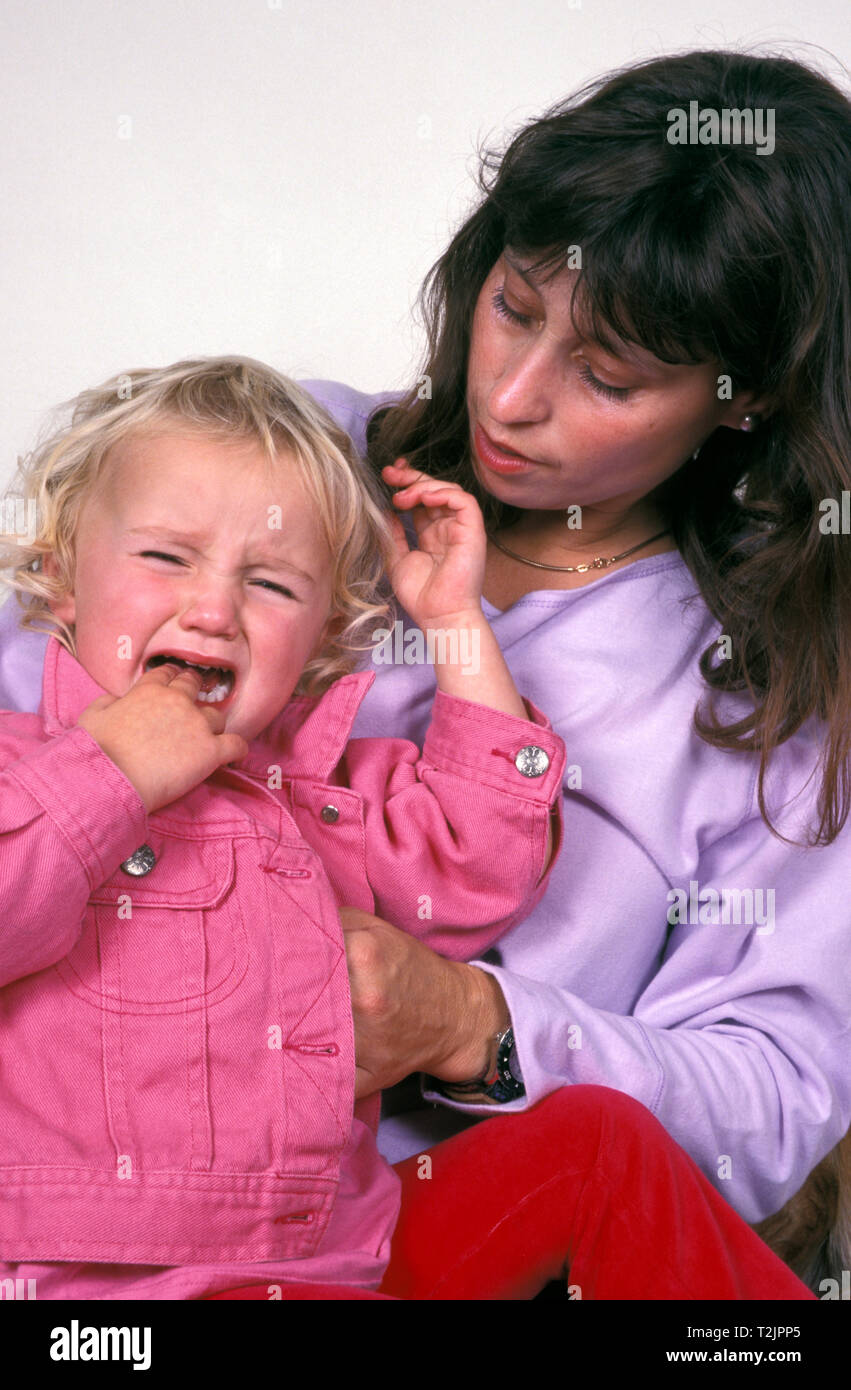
[
  {"left": 73, "top": 603, "right": 164, "bottom": 693},
  {"left": 97, "top": 606, "right": 173, "bottom": 675},
  {"left": 240, "top": 632, "right": 312, "bottom": 696}
]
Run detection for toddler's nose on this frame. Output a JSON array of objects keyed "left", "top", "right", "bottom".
[{"left": 178, "top": 583, "right": 240, "bottom": 639}]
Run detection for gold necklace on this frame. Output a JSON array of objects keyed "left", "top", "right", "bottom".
[{"left": 487, "top": 528, "right": 672, "bottom": 573}]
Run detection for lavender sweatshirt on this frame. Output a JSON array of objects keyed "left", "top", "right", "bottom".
[{"left": 2, "top": 380, "right": 849, "bottom": 1225}]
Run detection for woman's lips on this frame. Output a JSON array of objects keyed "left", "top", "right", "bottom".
[{"left": 473, "top": 424, "right": 540, "bottom": 475}]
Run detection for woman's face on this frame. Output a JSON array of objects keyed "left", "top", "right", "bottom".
[{"left": 466, "top": 251, "right": 761, "bottom": 516}]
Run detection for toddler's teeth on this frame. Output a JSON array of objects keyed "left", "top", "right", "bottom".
[{"left": 196, "top": 681, "right": 231, "bottom": 704}]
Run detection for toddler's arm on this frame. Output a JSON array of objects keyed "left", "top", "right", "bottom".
[
  {"left": 342, "top": 689, "right": 565, "bottom": 961},
  {"left": 0, "top": 720, "right": 148, "bottom": 986}
]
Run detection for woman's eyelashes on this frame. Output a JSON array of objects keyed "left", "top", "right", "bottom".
[
  {"left": 574, "top": 361, "right": 631, "bottom": 403},
  {"left": 492, "top": 285, "right": 535, "bottom": 327},
  {"left": 137, "top": 551, "right": 297, "bottom": 598},
  {"left": 491, "top": 285, "right": 632, "bottom": 402}
]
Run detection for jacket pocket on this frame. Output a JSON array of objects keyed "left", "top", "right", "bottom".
[{"left": 54, "top": 832, "right": 248, "bottom": 1013}]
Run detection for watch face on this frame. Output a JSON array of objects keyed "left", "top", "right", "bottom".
[{"left": 496, "top": 1030, "right": 523, "bottom": 1090}]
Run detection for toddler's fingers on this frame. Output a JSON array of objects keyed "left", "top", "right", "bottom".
[
  {"left": 193, "top": 701, "right": 227, "bottom": 731},
  {"left": 192, "top": 703, "right": 247, "bottom": 754},
  {"left": 217, "top": 733, "right": 250, "bottom": 766},
  {"left": 78, "top": 693, "right": 115, "bottom": 716},
  {"left": 142, "top": 662, "right": 204, "bottom": 691},
  {"left": 164, "top": 663, "right": 204, "bottom": 684}
]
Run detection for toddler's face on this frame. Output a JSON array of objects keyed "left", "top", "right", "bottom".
[{"left": 47, "top": 428, "right": 336, "bottom": 742}]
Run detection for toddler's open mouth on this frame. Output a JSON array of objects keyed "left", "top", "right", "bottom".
[{"left": 143, "top": 653, "right": 236, "bottom": 706}]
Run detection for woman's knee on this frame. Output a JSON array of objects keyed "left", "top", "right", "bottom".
[{"left": 531, "top": 1084, "right": 669, "bottom": 1145}]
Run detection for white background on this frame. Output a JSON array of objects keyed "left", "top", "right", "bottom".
[{"left": 1, "top": 0, "right": 848, "bottom": 490}]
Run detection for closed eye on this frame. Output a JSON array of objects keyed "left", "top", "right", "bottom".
[
  {"left": 575, "top": 362, "right": 631, "bottom": 402},
  {"left": 492, "top": 289, "right": 632, "bottom": 402},
  {"left": 492, "top": 285, "right": 534, "bottom": 327},
  {"left": 248, "top": 579, "right": 298, "bottom": 598},
  {"left": 139, "top": 550, "right": 186, "bottom": 565},
  {"left": 139, "top": 552, "right": 298, "bottom": 599}
]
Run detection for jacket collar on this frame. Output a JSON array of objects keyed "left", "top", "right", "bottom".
[{"left": 40, "top": 635, "right": 378, "bottom": 782}]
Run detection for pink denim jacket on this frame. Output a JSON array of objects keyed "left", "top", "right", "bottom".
[{"left": 0, "top": 636, "right": 565, "bottom": 1278}]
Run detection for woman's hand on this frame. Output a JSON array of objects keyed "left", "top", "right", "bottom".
[
  {"left": 381, "top": 460, "right": 487, "bottom": 630},
  {"left": 381, "top": 458, "right": 536, "bottom": 720},
  {"left": 340, "top": 905, "right": 511, "bottom": 1100}
]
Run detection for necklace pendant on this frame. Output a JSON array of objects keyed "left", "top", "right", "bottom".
[{"left": 592, "top": 557, "right": 609, "bottom": 569}]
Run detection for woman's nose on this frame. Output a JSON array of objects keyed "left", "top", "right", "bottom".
[{"left": 487, "top": 341, "right": 555, "bottom": 425}]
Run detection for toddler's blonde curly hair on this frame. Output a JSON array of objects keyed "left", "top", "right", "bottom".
[{"left": 0, "top": 356, "right": 397, "bottom": 696}]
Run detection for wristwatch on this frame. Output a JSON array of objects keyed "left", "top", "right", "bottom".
[{"left": 432, "top": 1025, "right": 525, "bottom": 1104}]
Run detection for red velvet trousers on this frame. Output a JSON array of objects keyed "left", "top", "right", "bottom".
[{"left": 204, "top": 1085, "right": 815, "bottom": 1301}]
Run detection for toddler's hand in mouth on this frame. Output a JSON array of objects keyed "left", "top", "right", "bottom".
[
  {"left": 78, "top": 662, "right": 248, "bottom": 812},
  {"left": 143, "top": 652, "right": 236, "bottom": 706}
]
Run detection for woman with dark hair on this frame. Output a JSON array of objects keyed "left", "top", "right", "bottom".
[
  {"left": 335, "top": 46, "right": 851, "bottom": 1297},
  {"left": 1, "top": 47, "right": 848, "bottom": 1299}
]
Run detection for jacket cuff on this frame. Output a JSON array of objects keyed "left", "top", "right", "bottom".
[
  {"left": 422, "top": 689, "right": 565, "bottom": 804},
  {"left": 6, "top": 725, "right": 149, "bottom": 890}
]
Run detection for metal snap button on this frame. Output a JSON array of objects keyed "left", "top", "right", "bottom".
[
  {"left": 320, "top": 805, "right": 340, "bottom": 823},
  {"left": 120, "top": 844, "right": 157, "bottom": 876},
  {"left": 514, "top": 745, "right": 550, "bottom": 778}
]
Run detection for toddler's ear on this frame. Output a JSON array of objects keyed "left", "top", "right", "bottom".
[
  {"left": 41, "top": 553, "right": 76, "bottom": 625},
  {"left": 310, "top": 609, "right": 345, "bottom": 662}
]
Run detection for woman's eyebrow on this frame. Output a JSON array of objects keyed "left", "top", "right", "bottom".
[
  {"left": 502, "top": 249, "right": 664, "bottom": 373},
  {"left": 502, "top": 248, "right": 540, "bottom": 286},
  {"left": 590, "top": 334, "right": 665, "bottom": 374}
]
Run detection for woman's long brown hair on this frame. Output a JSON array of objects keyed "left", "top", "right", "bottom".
[{"left": 366, "top": 48, "right": 851, "bottom": 847}]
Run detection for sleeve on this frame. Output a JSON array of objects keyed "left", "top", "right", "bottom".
[
  {"left": 297, "top": 380, "right": 403, "bottom": 459},
  {"left": 424, "top": 798, "right": 851, "bottom": 1224},
  {"left": 0, "top": 725, "right": 149, "bottom": 986},
  {"left": 341, "top": 689, "right": 566, "bottom": 960},
  {"left": 0, "top": 595, "right": 47, "bottom": 714}
]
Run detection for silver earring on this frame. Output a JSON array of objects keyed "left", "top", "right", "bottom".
[
  {"left": 740, "top": 414, "right": 759, "bottom": 432},
  {"left": 691, "top": 445, "right": 702, "bottom": 460}
]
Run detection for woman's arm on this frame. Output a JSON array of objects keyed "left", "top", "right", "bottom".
[
  {"left": 341, "top": 906, "right": 510, "bottom": 1098},
  {"left": 342, "top": 799, "right": 851, "bottom": 1226}
]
